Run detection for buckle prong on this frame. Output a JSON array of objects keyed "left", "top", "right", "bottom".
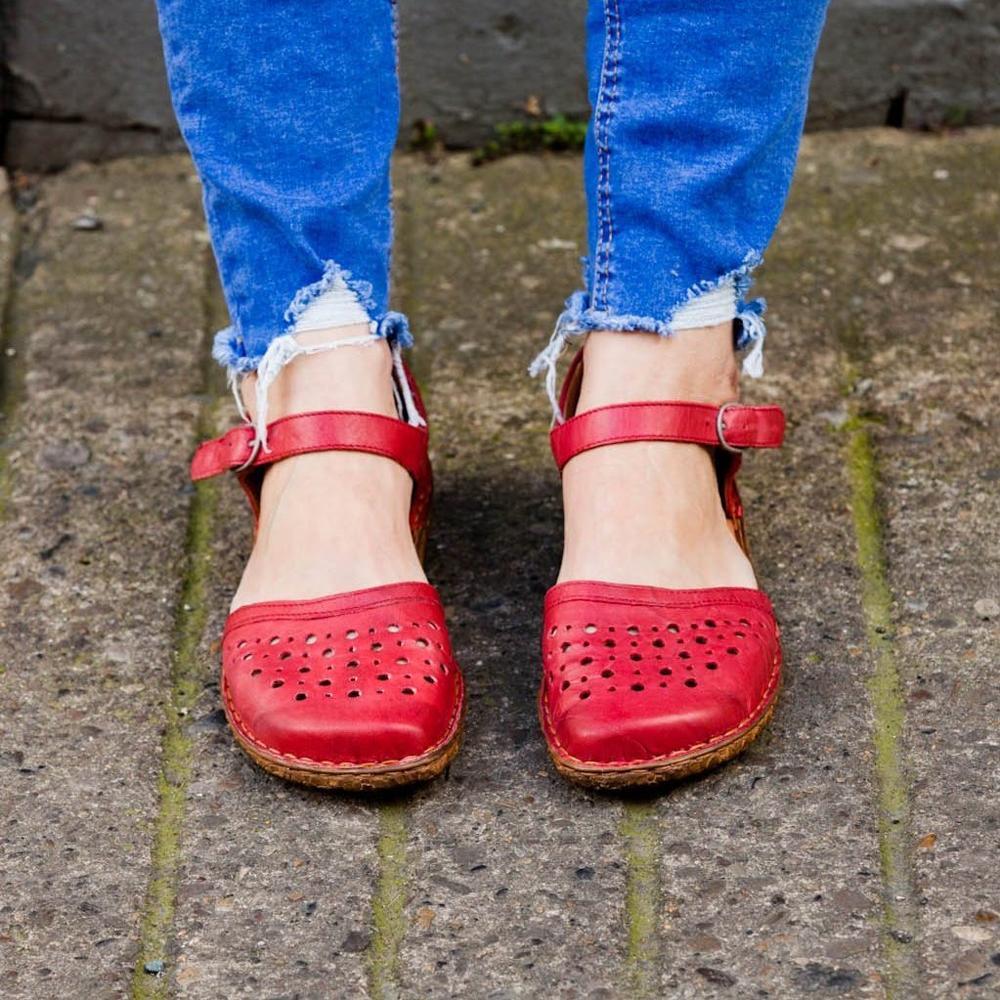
[
  {"left": 716, "top": 402, "right": 744, "bottom": 454},
  {"left": 232, "top": 427, "right": 263, "bottom": 473}
]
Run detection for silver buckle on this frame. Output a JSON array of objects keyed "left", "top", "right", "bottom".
[
  {"left": 715, "top": 402, "right": 744, "bottom": 454},
  {"left": 232, "top": 427, "right": 262, "bottom": 473}
]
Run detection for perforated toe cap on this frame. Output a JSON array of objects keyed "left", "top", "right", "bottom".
[
  {"left": 540, "top": 582, "right": 781, "bottom": 768},
  {"left": 222, "top": 583, "right": 464, "bottom": 769}
]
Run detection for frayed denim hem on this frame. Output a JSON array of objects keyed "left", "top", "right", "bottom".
[
  {"left": 215, "top": 260, "right": 422, "bottom": 448},
  {"left": 530, "top": 251, "right": 768, "bottom": 422},
  {"left": 213, "top": 260, "right": 412, "bottom": 375},
  {"left": 556, "top": 250, "right": 764, "bottom": 342}
]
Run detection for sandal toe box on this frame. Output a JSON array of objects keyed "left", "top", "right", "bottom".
[
  {"left": 221, "top": 583, "right": 463, "bottom": 771},
  {"left": 541, "top": 583, "right": 781, "bottom": 771}
]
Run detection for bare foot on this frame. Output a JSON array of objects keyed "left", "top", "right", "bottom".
[
  {"left": 558, "top": 324, "right": 757, "bottom": 590},
  {"left": 230, "top": 325, "right": 426, "bottom": 611}
]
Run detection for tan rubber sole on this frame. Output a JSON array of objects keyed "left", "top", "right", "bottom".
[
  {"left": 226, "top": 711, "right": 464, "bottom": 791},
  {"left": 545, "top": 692, "right": 778, "bottom": 790}
]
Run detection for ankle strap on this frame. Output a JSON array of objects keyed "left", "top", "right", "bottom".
[
  {"left": 550, "top": 400, "right": 784, "bottom": 471},
  {"left": 191, "top": 410, "right": 430, "bottom": 483}
]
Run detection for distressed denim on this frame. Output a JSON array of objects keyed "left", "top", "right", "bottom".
[
  {"left": 156, "top": 0, "right": 829, "bottom": 419},
  {"left": 155, "top": 0, "right": 407, "bottom": 381}
]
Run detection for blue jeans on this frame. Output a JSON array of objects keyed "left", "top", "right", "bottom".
[{"left": 156, "top": 0, "right": 829, "bottom": 417}]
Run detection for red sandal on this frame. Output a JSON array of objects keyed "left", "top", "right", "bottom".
[
  {"left": 539, "top": 354, "right": 785, "bottom": 788},
  {"left": 191, "top": 366, "right": 464, "bottom": 790}
]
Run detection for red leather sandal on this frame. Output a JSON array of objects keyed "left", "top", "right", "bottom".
[
  {"left": 191, "top": 367, "right": 464, "bottom": 790},
  {"left": 540, "top": 355, "right": 785, "bottom": 788}
]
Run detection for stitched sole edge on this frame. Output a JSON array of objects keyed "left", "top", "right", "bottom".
[
  {"left": 545, "top": 688, "right": 779, "bottom": 790},
  {"left": 226, "top": 708, "right": 464, "bottom": 791}
]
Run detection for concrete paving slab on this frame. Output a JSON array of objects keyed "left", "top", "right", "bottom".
[
  {"left": 787, "top": 131, "right": 1000, "bottom": 999},
  {"left": 0, "top": 159, "right": 208, "bottom": 998},
  {"left": 390, "top": 131, "right": 1000, "bottom": 998}
]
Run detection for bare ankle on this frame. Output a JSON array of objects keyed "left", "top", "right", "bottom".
[
  {"left": 578, "top": 324, "right": 740, "bottom": 412},
  {"left": 242, "top": 324, "right": 396, "bottom": 422}
]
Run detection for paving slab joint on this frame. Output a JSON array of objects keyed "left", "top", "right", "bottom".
[
  {"left": 366, "top": 802, "right": 410, "bottom": 1000},
  {"left": 841, "top": 392, "right": 924, "bottom": 999},
  {"left": 130, "top": 255, "right": 225, "bottom": 1000},
  {"left": 621, "top": 801, "right": 662, "bottom": 999}
]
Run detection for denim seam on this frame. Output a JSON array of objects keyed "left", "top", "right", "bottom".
[
  {"left": 388, "top": 0, "right": 401, "bottom": 314},
  {"left": 593, "top": 0, "right": 623, "bottom": 310}
]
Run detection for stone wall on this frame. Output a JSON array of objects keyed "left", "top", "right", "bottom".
[{"left": 2, "top": 0, "right": 998, "bottom": 170}]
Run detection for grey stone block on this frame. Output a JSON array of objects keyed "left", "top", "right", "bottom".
[
  {"left": 3, "top": 120, "right": 183, "bottom": 174},
  {"left": 799, "top": 130, "right": 1000, "bottom": 999},
  {"left": 397, "top": 0, "right": 588, "bottom": 148},
  {"left": 809, "top": 0, "right": 1000, "bottom": 129},
  {"left": 0, "top": 158, "right": 209, "bottom": 999},
  {"left": 3, "top": 0, "right": 1000, "bottom": 169},
  {"left": 4, "top": 0, "right": 176, "bottom": 129}
]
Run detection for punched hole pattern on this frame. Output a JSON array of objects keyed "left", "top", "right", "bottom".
[
  {"left": 542, "top": 613, "right": 773, "bottom": 707},
  {"left": 229, "top": 617, "right": 457, "bottom": 705}
]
